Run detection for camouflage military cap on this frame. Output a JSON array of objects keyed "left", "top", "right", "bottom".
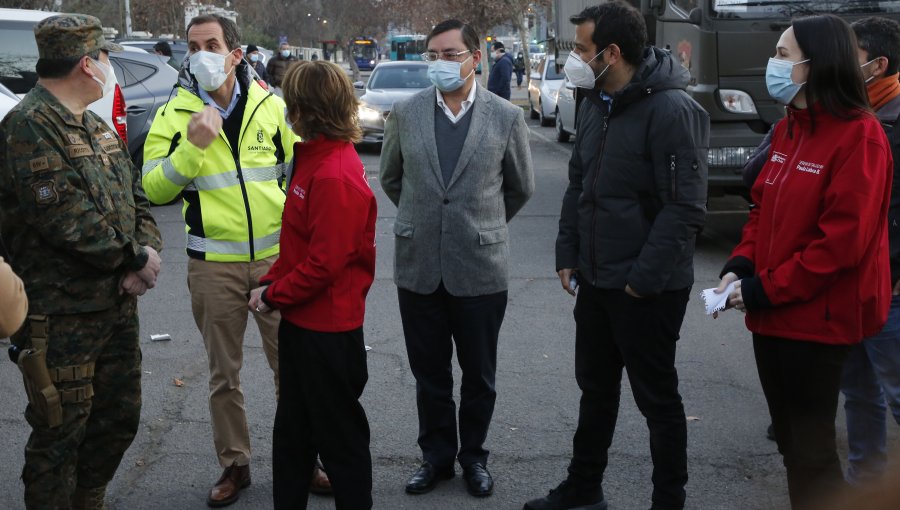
[{"left": 34, "top": 14, "right": 123, "bottom": 60}]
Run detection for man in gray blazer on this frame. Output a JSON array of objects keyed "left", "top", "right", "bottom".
[{"left": 379, "top": 19, "right": 534, "bottom": 500}]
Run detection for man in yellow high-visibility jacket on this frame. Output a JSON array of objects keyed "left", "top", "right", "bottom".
[{"left": 143, "top": 14, "right": 329, "bottom": 507}]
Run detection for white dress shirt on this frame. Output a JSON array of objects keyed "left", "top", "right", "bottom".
[{"left": 436, "top": 81, "right": 478, "bottom": 124}]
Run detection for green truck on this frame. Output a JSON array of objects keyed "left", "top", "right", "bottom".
[{"left": 551, "top": 0, "right": 900, "bottom": 197}]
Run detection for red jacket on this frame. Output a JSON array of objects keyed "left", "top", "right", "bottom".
[
  {"left": 724, "top": 104, "right": 892, "bottom": 345},
  {"left": 261, "top": 138, "right": 377, "bottom": 332}
]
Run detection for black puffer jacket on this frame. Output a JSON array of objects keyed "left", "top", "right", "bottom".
[{"left": 555, "top": 47, "right": 709, "bottom": 296}]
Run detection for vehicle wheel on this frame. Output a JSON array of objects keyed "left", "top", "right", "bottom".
[
  {"left": 529, "top": 99, "right": 539, "bottom": 119},
  {"left": 555, "top": 109, "right": 570, "bottom": 143},
  {"left": 539, "top": 101, "right": 554, "bottom": 127}
]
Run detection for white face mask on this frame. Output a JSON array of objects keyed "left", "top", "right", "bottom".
[
  {"left": 860, "top": 57, "right": 879, "bottom": 84},
  {"left": 564, "top": 48, "right": 609, "bottom": 89},
  {"left": 90, "top": 58, "right": 117, "bottom": 98},
  {"left": 189, "top": 50, "right": 236, "bottom": 91}
]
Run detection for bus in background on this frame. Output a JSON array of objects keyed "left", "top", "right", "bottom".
[
  {"left": 389, "top": 34, "right": 426, "bottom": 61},
  {"left": 351, "top": 37, "right": 379, "bottom": 70}
]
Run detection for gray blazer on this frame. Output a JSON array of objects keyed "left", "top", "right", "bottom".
[{"left": 380, "top": 84, "right": 534, "bottom": 297}]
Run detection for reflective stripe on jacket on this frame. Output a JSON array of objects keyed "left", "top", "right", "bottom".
[{"left": 143, "top": 80, "right": 294, "bottom": 262}]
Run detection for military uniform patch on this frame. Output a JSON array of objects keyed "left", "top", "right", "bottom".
[
  {"left": 29, "top": 157, "right": 50, "bottom": 172},
  {"left": 28, "top": 154, "right": 62, "bottom": 173},
  {"left": 100, "top": 154, "right": 110, "bottom": 166},
  {"left": 31, "top": 181, "right": 59, "bottom": 205},
  {"left": 66, "top": 134, "right": 83, "bottom": 145},
  {"left": 66, "top": 144, "right": 94, "bottom": 158},
  {"left": 99, "top": 139, "right": 120, "bottom": 153}
]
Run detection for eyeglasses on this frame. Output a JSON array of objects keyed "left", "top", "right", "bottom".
[{"left": 421, "top": 50, "right": 471, "bottom": 62}]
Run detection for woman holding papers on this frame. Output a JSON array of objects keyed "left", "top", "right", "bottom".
[{"left": 714, "top": 15, "right": 892, "bottom": 510}]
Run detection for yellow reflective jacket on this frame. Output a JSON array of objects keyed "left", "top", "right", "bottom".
[{"left": 143, "top": 76, "right": 294, "bottom": 262}]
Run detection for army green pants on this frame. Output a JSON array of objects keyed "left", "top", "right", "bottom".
[{"left": 15, "top": 297, "right": 141, "bottom": 510}]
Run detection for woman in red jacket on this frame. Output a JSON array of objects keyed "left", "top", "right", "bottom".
[
  {"left": 248, "top": 60, "right": 377, "bottom": 510},
  {"left": 715, "top": 15, "right": 892, "bottom": 510}
]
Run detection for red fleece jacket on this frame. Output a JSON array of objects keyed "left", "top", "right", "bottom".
[
  {"left": 261, "top": 138, "right": 377, "bottom": 332},
  {"left": 724, "top": 104, "right": 892, "bottom": 344}
]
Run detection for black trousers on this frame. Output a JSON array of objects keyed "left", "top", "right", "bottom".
[
  {"left": 272, "top": 321, "right": 372, "bottom": 510},
  {"left": 753, "top": 334, "right": 850, "bottom": 510},
  {"left": 567, "top": 284, "right": 690, "bottom": 510},
  {"left": 398, "top": 282, "right": 508, "bottom": 468}
]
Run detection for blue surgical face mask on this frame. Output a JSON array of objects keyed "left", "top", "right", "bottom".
[
  {"left": 281, "top": 50, "right": 291, "bottom": 58},
  {"left": 427, "top": 56, "right": 474, "bottom": 92},
  {"left": 249, "top": 53, "right": 259, "bottom": 63},
  {"left": 766, "top": 57, "right": 810, "bottom": 104}
]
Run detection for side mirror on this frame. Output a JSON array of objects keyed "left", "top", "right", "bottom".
[
  {"left": 688, "top": 7, "right": 702, "bottom": 25},
  {"left": 353, "top": 81, "right": 365, "bottom": 90}
]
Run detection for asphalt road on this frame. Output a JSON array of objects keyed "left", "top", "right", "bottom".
[{"left": 0, "top": 112, "right": 897, "bottom": 510}]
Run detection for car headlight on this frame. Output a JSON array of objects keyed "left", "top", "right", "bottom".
[
  {"left": 369, "top": 60, "right": 375, "bottom": 65},
  {"left": 707, "top": 146, "right": 757, "bottom": 168},
  {"left": 718, "top": 89, "right": 757, "bottom": 114},
  {"left": 358, "top": 104, "right": 382, "bottom": 123}
]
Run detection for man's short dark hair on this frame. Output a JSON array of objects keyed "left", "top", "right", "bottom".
[
  {"left": 493, "top": 41, "right": 505, "bottom": 51},
  {"left": 426, "top": 19, "right": 480, "bottom": 54},
  {"left": 570, "top": 1, "right": 648, "bottom": 67},
  {"left": 187, "top": 14, "right": 241, "bottom": 51},
  {"left": 36, "top": 49, "right": 102, "bottom": 79},
  {"left": 153, "top": 41, "right": 173, "bottom": 57},
  {"left": 853, "top": 16, "right": 900, "bottom": 75}
]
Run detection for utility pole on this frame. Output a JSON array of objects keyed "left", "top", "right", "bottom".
[{"left": 124, "top": 0, "right": 133, "bottom": 37}]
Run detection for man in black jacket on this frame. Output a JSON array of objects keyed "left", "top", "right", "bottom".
[
  {"left": 487, "top": 42, "right": 513, "bottom": 100},
  {"left": 523, "top": 3, "right": 708, "bottom": 510}
]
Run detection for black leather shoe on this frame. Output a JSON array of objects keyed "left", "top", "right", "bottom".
[
  {"left": 463, "top": 463, "right": 494, "bottom": 497},
  {"left": 405, "top": 462, "right": 454, "bottom": 494},
  {"left": 523, "top": 479, "right": 607, "bottom": 510}
]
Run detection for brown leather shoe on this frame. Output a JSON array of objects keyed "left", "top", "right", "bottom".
[
  {"left": 309, "top": 459, "right": 333, "bottom": 495},
  {"left": 207, "top": 463, "right": 251, "bottom": 507}
]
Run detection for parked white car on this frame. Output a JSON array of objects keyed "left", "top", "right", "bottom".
[
  {"left": 0, "top": 83, "right": 20, "bottom": 122},
  {"left": 0, "top": 8, "right": 128, "bottom": 140},
  {"left": 555, "top": 75, "right": 578, "bottom": 143},
  {"left": 528, "top": 57, "right": 564, "bottom": 127}
]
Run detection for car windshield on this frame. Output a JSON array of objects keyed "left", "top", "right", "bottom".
[
  {"left": 0, "top": 22, "right": 40, "bottom": 94},
  {"left": 368, "top": 65, "right": 429, "bottom": 89},
  {"left": 545, "top": 61, "right": 564, "bottom": 80},
  {"left": 712, "top": 0, "right": 900, "bottom": 18}
]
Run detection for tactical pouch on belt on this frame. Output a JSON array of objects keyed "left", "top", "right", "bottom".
[{"left": 16, "top": 315, "right": 95, "bottom": 429}]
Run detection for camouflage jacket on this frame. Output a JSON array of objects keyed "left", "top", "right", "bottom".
[{"left": 0, "top": 84, "right": 162, "bottom": 315}]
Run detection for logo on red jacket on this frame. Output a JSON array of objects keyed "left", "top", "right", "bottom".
[
  {"left": 795, "top": 160, "right": 824, "bottom": 175},
  {"left": 292, "top": 184, "right": 306, "bottom": 199},
  {"left": 765, "top": 151, "right": 789, "bottom": 185}
]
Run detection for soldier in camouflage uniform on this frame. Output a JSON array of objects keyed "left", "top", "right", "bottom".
[{"left": 0, "top": 14, "right": 163, "bottom": 510}]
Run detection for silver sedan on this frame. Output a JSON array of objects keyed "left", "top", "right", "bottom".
[
  {"left": 528, "top": 57, "right": 565, "bottom": 127},
  {"left": 355, "top": 61, "right": 431, "bottom": 148}
]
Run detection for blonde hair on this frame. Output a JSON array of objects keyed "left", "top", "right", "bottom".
[{"left": 281, "top": 60, "right": 362, "bottom": 143}]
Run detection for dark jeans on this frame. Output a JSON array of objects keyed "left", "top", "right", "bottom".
[
  {"left": 753, "top": 334, "right": 850, "bottom": 510},
  {"left": 515, "top": 69, "right": 524, "bottom": 86},
  {"left": 567, "top": 284, "right": 690, "bottom": 510},
  {"left": 272, "top": 321, "right": 372, "bottom": 510},
  {"left": 398, "top": 283, "right": 508, "bottom": 468}
]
